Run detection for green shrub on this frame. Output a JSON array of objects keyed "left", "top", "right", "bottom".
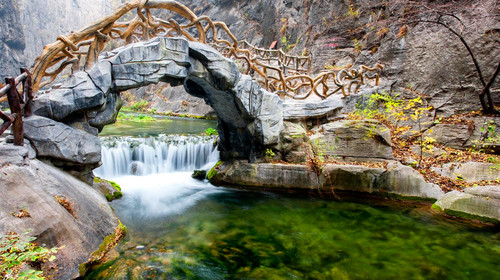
[
  {"left": 130, "top": 100, "right": 150, "bottom": 112},
  {"left": 205, "top": 128, "right": 218, "bottom": 136}
]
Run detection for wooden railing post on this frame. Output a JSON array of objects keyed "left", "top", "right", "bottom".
[
  {"left": 21, "top": 68, "right": 33, "bottom": 117},
  {"left": 5, "top": 77, "right": 24, "bottom": 146}
]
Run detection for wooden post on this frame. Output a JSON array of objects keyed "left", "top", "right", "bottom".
[
  {"left": 0, "top": 110, "right": 13, "bottom": 136},
  {"left": 21, "top": 68, "right": 33, "bottom": 117},
  {"left": 5, "top": 77, "right": 24, "bottom": 146}
]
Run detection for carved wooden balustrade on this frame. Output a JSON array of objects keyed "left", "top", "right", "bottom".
[{"left": 31, "top": 0, "right": 383, "bottom": 99}]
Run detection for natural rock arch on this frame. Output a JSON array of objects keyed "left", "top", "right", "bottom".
[{"left": 30, "top": 37, "right": 284, "bottom": 166}]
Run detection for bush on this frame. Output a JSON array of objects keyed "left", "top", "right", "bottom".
[
  {"left": 205, "top": 128, "right": 218, "bottom": 136},
  {"left": 130, "top": 100, "right": 150, "bottom": 112}
]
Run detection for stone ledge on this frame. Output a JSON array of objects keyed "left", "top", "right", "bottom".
[
  {"left": 283, "top": 96, "right": 344, "bottom": 121},
  {"left": 209, "top": 160, "right": 444, "bottom": 201},
  {"left": 433, "top": 185, "right": 500, "bottom": 223}
]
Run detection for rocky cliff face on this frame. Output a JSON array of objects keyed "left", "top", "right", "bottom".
[
  {"left": 0, "top": 0, "right": 25, "bottom": 80},
  {"left": 0, "top": 0, "right": 119, "bottom": 80},
  {"left": 178, "top": 0, "right": 500, "bottom": 116}
]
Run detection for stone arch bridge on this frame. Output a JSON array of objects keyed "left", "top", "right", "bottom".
[{"left": 30, "top": 36, "right": 285, "bottom": 162}]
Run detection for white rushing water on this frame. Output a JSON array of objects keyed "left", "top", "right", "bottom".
[
  {"left": 95, "top": 135, "right": 220, "bottom": 178},
  {"left": 95, "top": 135, "right": 223, "bottom": 218}
]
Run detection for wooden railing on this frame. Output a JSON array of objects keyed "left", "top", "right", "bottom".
[
  {"left": 31, "top": 0, "right": 383, "bottom": 99},
  {"left": 0, "top": 69, "right": 33, "bottom": 146}
]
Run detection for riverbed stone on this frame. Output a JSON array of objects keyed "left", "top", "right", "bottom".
[
  {"left": 209, "top": 161, "right": 320, "bottom": 189},
  {"left": 432, "top": 162, "right": 500, "bottom": 183},
  {"left": 376, "top": 161, "right": 445, "bottom": 200},
  {"left": 433, "top": 185, "right": 500, "bottom": 223},
  {"left": 23, "top": 116, "right": 101, "bottom": 166},
  {"left": 0, "top": 159, "right": 120, "bottom": 280},
  {"left": 310, "top": 119, "right": 394, "bottom": 161},
  {"left": 209, "top": 161, "right": 444, "bottom": 201}
]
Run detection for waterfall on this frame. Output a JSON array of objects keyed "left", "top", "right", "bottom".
[{"left": 94, "top": 135, "right": 219, "bottom": 178}]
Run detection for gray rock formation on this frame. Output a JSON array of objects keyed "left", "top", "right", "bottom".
[
  {"left": 433, "top": 185, "right": 500, "bottom": 223},
  {"left": 23, "top": 116, "right": 101, "bottom": 183},
  {"left": 376, "top": 161, "right": 445, "bottom": 200},
  {"left": 432, "top": 162, "right": 500, "bottom": 183},
  {"left": 310, "top": 119, "right": 394, "bottom": 161},
  {"left": 0, "top": 139, "right": 35, "bottom": 166},
  {"left": 277, "top": 121, "right": 308, "bottom": 163},
  {"left": 0, "top": 153, "right": 120, "bottom": 280},
  {"left": 423, "top": 117, "right": 500, "bottom": 152},
  {"left": 209, "top": 160, "right": 445, "bottom": 201},
  {"left": 23, "top": 116, "right": 101, "bottom": 165},
  {"left": 145, "top": 84, "right": 215, "bottom": 117},
  {"left": 283, "top": 97, "right": 344, "bottom": 121}
]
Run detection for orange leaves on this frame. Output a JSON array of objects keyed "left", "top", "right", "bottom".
[{"left": 397, "top": 25, "right": 408, "bottom": 38}]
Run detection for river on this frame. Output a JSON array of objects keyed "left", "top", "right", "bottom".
[{"left": 87, "top": 116, "right": 500, "bottom": 279}]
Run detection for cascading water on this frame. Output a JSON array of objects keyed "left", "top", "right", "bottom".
[
  {"left": 94, "top": 134, "right": 223, "bottom": 217},
  {"left": 95, "top": 135, "right": 220, "bottom": 178}
]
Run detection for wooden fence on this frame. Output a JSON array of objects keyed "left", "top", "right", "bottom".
[{"left": 0, "top": 69, "right": 33, "bottom": 146}]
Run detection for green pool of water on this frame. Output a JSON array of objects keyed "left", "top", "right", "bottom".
[
  {"left": 86, "top": 189, "right": 500, "bottom": 280},
  {"left": 99, "top": 115, "right": 217, "bottom": 136}
]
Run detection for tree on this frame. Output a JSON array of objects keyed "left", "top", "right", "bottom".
[{"left": 400, "top": 0, "right": 499, "bottom": 114}]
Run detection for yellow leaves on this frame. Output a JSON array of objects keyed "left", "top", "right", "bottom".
[
  {"left": 395, "top": 126, "right": 410, "bottom": 135},
  {"left": 376, "top": 27, "right": 389, "bottom": 38}
]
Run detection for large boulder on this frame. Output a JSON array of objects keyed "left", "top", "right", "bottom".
[
  {"left": 32, "top": 71, "right": 108, "bottom": 121},
  {"left": 209, "top": 160, "right": 444, "bottom": 201},
  {"left": 423, "top": 124, "right": 472, "bottom": 150},
  {"left": 310, "top": 119, "right": 394, "bottom": 161},
  {"left": 376, "top": 161, "right": 445, "bottom": 200},
  {"left": 0, "top": 139, "right": 35, "bottom": 167},
  {"left": 433, "top": 185, "right": 500, "bottom": 223},
  {"left": 23, "top": 116, "right": 101, "bottom": 166},
  {"left": 0, "top": 158, "right": 120, "bottom": 279},
  {"left": 277, "top": 121, "right": 308, "bottom": 163}
]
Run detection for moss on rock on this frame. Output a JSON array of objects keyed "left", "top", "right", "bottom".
[
  {"left": 93, "top": 177, "right": 123, "bottom": 202},
  {"left": 79, "top": 221, "right": 127, "bottom": 276},
  {"left": 207, "top": 161, "right": 223, "bottom": 182}
]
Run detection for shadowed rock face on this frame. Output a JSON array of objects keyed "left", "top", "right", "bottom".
[{"left": 32, "top": 37, "right": 284, "bottom": 161}]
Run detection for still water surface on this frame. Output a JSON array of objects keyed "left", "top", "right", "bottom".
[{"left": 88, "top": 118, "right": 500, "bottom": 279}]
